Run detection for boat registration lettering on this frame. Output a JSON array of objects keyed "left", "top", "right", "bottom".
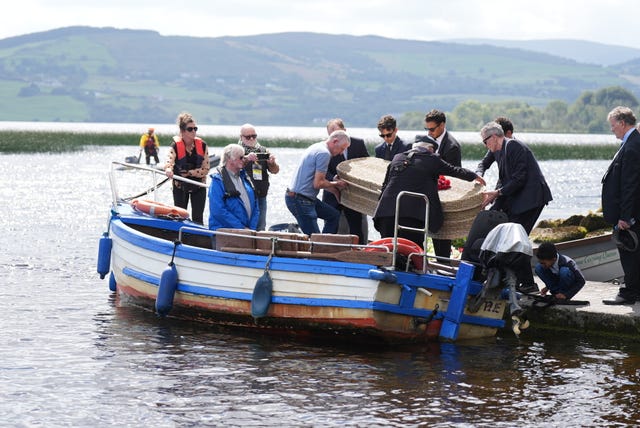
[{"left": 481, "top": 300, "right": 503, "bottom": 314}]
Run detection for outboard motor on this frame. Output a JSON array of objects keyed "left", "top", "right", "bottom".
[{"left": 467, "top": 222, "right": 533, "bottom": 335}]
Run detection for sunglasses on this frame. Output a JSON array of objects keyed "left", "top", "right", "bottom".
[
  {"left": 482, "top": 135, "right": 492, "bottom": 145},
  {"left": 242, "top": 134, "right": 258, "bottom": 139},
  {"left": 185, "top": 126, "right": 198, "bottom": 132},
  {"left": 424, "top": 125, "right": 439, "bottom": 132},
  {"left": 379, "top": 132, "right": 394, "bottom": 138}
]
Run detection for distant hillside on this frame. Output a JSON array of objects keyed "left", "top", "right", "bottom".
[
  {"left": 446, "top": 38, "right": 640, "bottom": 66},
  {"left": 0, "top": 26, "right": 638, "bottom": 126}
]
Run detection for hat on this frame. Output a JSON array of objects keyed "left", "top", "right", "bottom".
[
  {"left": 613, "top": 227, "right": 639, "bottom": 252},
  {"left": 414, "top": 134, "right": 438, "bottom": 151}
]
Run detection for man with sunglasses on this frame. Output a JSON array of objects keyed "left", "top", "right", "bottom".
[
  {"left": 238, "top": 123, "right": 280, "bottom": 231},
  {"left": 424, "top": 109, "right": 462, "bottom": 263},
  {"left": 374, "top": 115, "right": 411, "bottom": 161}
]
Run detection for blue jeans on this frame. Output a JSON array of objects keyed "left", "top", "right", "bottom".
[
  {"left": 257, "top": 196, "right": 267, "bottom": 231},
  {"left": 285, "top": 193, "right": 340, "bottom": 235},
  {"left": 534, "top": 264, "right": 584, "bottom": 299}
]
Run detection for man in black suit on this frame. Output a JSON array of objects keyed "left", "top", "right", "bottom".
[
  {"left": 373, "top": 136, "right": 485, "bottom": 249},
  {"left": 476, "top": 116, "right": 513, "bottom": 178},
  {"left": 374, "top": 115, "right": 411, "bottom": 161},
  {"left": 602, "top": 106, "right": 640, "bottom": 305},
  {"left": 480, "top": 121, "right": 552, "bottom": 235},
  {"left": 322, "top": 118, "right": 370, "bottom": 244},
  {"left": 424, "top": 109, "right": 462, "bottom": 262},
  {"left": 480, "top": 121, "right": 553, "bottom": 293}
]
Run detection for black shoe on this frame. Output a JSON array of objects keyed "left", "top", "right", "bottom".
[
  {"left": 602, "top": 295, "right": 637, "bottom": 305},
  {"left": 516, "top": 283, "right": 539, "bottom": 294}
]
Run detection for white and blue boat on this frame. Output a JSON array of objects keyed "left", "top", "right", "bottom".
[{"left": 97, "top": 162, "right": 511, "bottom": 344}]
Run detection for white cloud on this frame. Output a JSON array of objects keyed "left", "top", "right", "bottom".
[{"left": 1, "top": 0, "right": 639, "bottom": 48}]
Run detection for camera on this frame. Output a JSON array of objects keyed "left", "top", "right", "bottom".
[{"left": 256, "top": 152, "right": 270, "bottom": 160}]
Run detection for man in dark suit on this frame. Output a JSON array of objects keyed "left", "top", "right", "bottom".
[
  {"left": 322, "top": 118, "right": 370, "bottom": 244},
  {"left": 424, "top": 109, "right": 462, "bottom": 262},
  {"left": 374, "top": 114, "right": 411, "bottom": 161},
  {"left": 480, "top": 121, "right": 553, "bottom": 234},
  {"left": 602, "top": 106, "right": 640, "bottom": 305},
  {"left": 373, "top": 136, "right": 485, "bottom": 249},
  {"left": 480, "top": 121, "right": 553, "bottom": 293},
  {"left": 476, "top": 116, "right": 513, "bottom": 178}
]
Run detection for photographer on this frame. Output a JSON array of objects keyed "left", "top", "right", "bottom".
[{"left": 238, "top": 123, "right": 280, "bottom": 231}]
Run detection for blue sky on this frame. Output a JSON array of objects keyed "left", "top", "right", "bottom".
[{"left": 2, "top": 0, "right": 639, "bottom": 48}]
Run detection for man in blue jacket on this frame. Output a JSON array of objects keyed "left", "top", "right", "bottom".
[{"left": 208, "top": 144, "right": 259, "bottom": 233}]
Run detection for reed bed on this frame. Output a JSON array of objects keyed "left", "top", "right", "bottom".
[{"left": 0, "top": 130, "right": 618, "bottom": 160}]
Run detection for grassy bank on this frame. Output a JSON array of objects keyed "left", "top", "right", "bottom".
[{"left": 0, "top": 130, "right": 618, "bottom": 160}]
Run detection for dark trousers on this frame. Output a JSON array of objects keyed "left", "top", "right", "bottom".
[
  {"left": 375, "top": 216, "right": 428, "bottom": 249},
  {"left": 432, "top": 239, "right": 452, "bottom": 263},
  {"left": 173, "top": 186, "right": 206, "bottom": 225},
  {"left": 618, "top": 232, "right": 640, "bottom": 299},
  {"left": 507, "top": 205, "right": 545, "bottom": 235},
  {"left": 323, "top": 191, "right": 366, "bottom": 244},
  {"left": 342, "top": 206, "right": 366, "bottom": 244},
  {"left": 144, "top": 148, "right": 159, "bottom": 165}
]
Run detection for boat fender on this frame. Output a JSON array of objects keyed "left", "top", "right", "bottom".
[
  {"left": 97, "top": 232, "right": 112, "bottom": 279},
  {"left": 251, "top": 270, "right": 273, "bottom": 319},
  {"left": 368, "top": 269, "right": 397, "bottom": 283},
  {"left": 365, "top": 238, "right": 424, "bottom": 271},
  {"left": 109, "top": 271, "right": 117, "bottom": 292},
  {"left": 156, "top": 263, "right": 178, "bottom": 317}
]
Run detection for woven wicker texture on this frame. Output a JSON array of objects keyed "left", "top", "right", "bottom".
[{"left": 337, "top": 157, "right": 484, "bottom": 239}]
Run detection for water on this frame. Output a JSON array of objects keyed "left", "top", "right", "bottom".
[
  {"left": 2, "top": 144, "right": 639, "bottom": 426},
  {"left": 0, "top": 120, "right": 619, "bottom": 145}
]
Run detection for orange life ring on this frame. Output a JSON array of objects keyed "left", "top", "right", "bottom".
[
  {"left": 132, "top": 199, "right": 189, "bottom": 219},
  {"left": 365, "top": 237, "right": 425, "bottom": 271}
]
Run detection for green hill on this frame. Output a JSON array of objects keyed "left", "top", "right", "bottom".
[{"left": 0, "top": 26, "right": 638, "bottom": 126}]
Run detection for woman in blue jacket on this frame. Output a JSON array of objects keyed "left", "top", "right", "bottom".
[{"left": 208, "top": 144, "right": 259, "bottom": 232}]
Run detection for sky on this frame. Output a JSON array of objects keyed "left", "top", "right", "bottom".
[{"left": 2, "top": 0, "right": 640, "bottom": 49}]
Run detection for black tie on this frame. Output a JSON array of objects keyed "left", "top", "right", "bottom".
[{"left": 384, "top": 144, "right": 392, "bottom": 160}]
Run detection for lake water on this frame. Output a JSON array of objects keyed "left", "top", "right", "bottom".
[
  {"left": 2, "top": 135, "right": 639, "bottom": 426},
  {"left": 0, "top": 120, "right": 619, "bottom": 145}
]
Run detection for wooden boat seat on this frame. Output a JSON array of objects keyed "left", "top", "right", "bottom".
[{"left": 310, "top": 233, "right": 359, "bottom": 253}]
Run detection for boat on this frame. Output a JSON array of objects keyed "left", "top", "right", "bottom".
[
  {"left": 124, "top": 153, "right": 221, "bottom": 169},
  {"left": 96, "top": 162, "right": 514, "bottom": 344},
  {"left": 532, "top": 233, "right": 622, "bottom": 282}
]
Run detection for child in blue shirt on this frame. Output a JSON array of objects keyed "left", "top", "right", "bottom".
[{"left": 534, "top": 242, "right": 586, "bottom": 301}]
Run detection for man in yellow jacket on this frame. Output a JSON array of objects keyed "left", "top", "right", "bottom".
[{"left": 139, "top": 127, "right": 160, "bottom": 165}]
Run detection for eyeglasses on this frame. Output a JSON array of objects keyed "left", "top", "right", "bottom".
[
  {"left": 482, "top": 135, "right": 493, "bottom": 145},
  {"left": 185, "top": 126, "right": 198, "bottom": 132},
  {"left": 242, "top": 134, "right": 258, "bottom": 139},
  {"left": 424, "top": 124, "right": 440, "bottom": 132},
  {"left": 379, "top": 132, "right": 394, "bottom": 138}
]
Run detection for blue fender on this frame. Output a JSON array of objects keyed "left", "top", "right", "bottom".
[
  {"left": 156, "top": 263, "right": 178, "bottom": 317},
  {"left": 109, "top": 271, "right": 117, "bottom": 292},
  {"left": 251, "top": 271, "right": 273, "bottom": 318},
  {"left": 97, "top": 232, "right": 112, "bottom": 279}
]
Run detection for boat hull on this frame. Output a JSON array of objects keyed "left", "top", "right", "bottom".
[{"left": 106, "top": 211, "right": 507, "bottom": 344}]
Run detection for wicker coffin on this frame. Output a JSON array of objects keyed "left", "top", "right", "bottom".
[{"left": 337, "top": 157, "right": 484, "bottom": 240}]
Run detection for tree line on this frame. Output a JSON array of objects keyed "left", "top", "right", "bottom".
[{"left": 400, "top": 86, "right": 640, "bottom": 134}]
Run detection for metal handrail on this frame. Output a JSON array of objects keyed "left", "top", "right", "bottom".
[
  {"left": 109, "top": 161, "right": 208, "bottom": 208},
  {"left": 393, "top": 190, "right": 430, "bottom": 272}
]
